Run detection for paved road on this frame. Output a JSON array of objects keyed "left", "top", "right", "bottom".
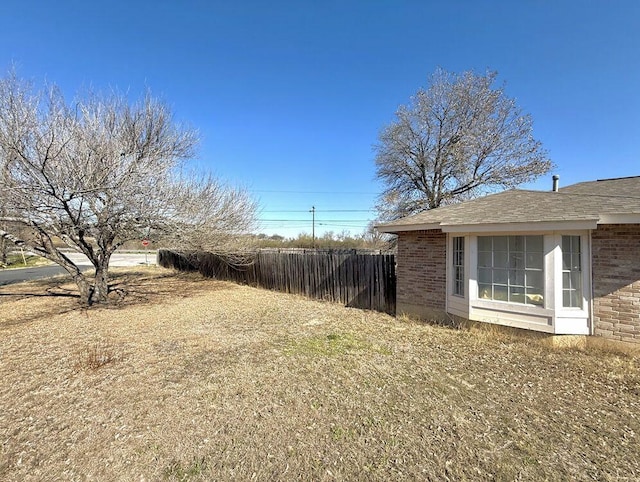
[
  {"left": 63, "top": 251, "right": 157, "bottom": 268},
  {"left": 0, "top": 252, "right": 157, "bottom": 286},
  {"left": 0, "top": 264, "right": 93, "bottom": 286}
]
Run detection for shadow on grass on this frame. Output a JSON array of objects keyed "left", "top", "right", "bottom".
[
  {"left": 104, "top": 269, "right": 238, "bottom": 309},
  {"left": 0, "top": 267, "right": 239, "bottom": 329},
  {"left": 0, "top": 291, "right": 78, "bottom": 298}
]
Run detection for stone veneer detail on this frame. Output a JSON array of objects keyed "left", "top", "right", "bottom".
[
  {"left": 396, "top": 230, "right": 447, "bottom": 320},
  {"left": 592, "top": 224, "right": 640, "bottom": 344}
]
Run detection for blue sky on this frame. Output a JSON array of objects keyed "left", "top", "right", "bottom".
[{"left": 1, "top": 1, "right": 638, "bottom": 237}]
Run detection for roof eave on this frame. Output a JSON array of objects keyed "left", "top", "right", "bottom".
[
  {"left": 598, "top": 213, "right": 640, "bottom": 224},
  {"left": 441, "top": 220, "right": 598, "bottom": 233},
  {"left": 377, "top": 219, "right": 602, "bottom": 234},
  {"left": 376, "top": 222, "right": 442, "bottom": 233},
  {"left": 376, "top": 210, "right": 640, "bottom": 235}
]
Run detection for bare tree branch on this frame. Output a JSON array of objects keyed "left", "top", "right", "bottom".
[
  {"left": 0, "top": 70, "right": 258, "bottom": 305},
  {"left": 375, "top": 68, "right": 552, "bottom": 220}
]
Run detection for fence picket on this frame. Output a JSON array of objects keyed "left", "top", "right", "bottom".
[{"left": 158, "top": 249, "right": 396, "bottom": 314}]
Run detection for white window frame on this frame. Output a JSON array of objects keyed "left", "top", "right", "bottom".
[
  {"left": 476, "top": 235, "right": 545, "bottom": 307},
  {"left": 446, "top": 235, "right": 470, "bottom": 319},
  {"left": 452, "top": 236, "right": 465, "bottom": 297},
  {"left": 446, "top": 231, "right": 591, "bottom": 335},
  {"left": 561, "top": 235, "right": 583, "bottom": 308}
]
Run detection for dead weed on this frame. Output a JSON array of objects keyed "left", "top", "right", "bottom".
[{"left": 74, "top": 341, "right": 121, "bottom": 371}]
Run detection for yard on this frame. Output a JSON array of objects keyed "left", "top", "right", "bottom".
[{"left": 1, "top": 267, "right": 639, "bottom": 481}]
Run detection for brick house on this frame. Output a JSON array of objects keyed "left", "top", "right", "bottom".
[{"left": 377, "top": 176, "right": 640, "bottom": 344}]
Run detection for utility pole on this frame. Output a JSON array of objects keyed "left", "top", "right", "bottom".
[{"left": 310, "top": 206, "right": 316, "bottom": 249}]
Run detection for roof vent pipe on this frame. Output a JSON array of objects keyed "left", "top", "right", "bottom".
[{"left": 552, "top": 175, "right": 560, "bottom": 192}]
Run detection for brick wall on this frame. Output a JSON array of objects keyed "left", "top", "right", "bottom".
[
  {"left": 396, "top": 230, "right": 447, "bottom": 320},
  {"left": 592, "top": 224, "right": 640, "bottom": 344}
]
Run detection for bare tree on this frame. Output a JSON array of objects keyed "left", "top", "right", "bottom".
[
  {"left": 0, "top": 161, "right": 7, "bottom": 266},
  {"left": 362, "top": 221, "right": 394, "bottom": 251},
  {"left": 0, "top": 72, "right": 257, "bottom": 305},
  {"left": 375, "top": 68, "right": 552, "bottom": 220},
  {"left": 0, "top": 219, "right": 6, "bottom": 267}
]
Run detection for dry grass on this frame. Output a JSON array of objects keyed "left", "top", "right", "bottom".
[
  {"left": 1, "top": 267, "right": 639, "bottom": 481},
  {"left": 1, "top": 253, "right": 52, "bottom": 269}
]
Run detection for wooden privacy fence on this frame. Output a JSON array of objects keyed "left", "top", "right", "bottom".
[{"left": 158, "top": 249, "right": 396, "bottom": 314}]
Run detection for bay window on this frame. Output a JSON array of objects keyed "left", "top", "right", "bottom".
[
  {"left": 477, "top": 235, "right": 544, "bottom": 306},
  {"left": 446, "top": 232, "right": 590, "bottom": 335}
]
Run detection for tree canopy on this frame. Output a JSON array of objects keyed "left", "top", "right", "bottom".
[
  {"left": 0, "top": 72, "right": 257, "bottom": 304},
  {"left": 375, "top": 68, "right": 552, "bottom": 220}
]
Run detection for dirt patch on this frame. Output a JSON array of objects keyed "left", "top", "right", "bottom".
[{"left": 1, "top": 268, "right": 639, "bottom": 480}]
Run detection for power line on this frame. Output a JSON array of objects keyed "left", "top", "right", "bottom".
[
  {"left": 260, "top": 219, "right": 371, "bottom": 222},
  {"left": 318, "top": 223, "right": 371, "bottom": 228},
  {"left": 252, "top": 189, "right": 379, "bottom": 194},
  {"left": 261, "top": 209, "right": 375, "bottom": 213}
]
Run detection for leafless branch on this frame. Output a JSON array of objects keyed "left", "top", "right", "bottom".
[
  {"left": 0, "top": 70, "right": 258, "bottom": 304},
  {"left": 374, "top": 68, "right": 552, "bottom": 220}
]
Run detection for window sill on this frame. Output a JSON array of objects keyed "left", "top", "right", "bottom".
[{"left": 472, "top": 298, "right": 554, "bottom": 316}]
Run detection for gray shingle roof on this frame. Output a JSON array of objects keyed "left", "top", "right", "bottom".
[{"left": 378, "top": 176, "right": 640, "bottom": 232}]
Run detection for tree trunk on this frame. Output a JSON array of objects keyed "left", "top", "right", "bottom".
[
  {"left": 73, "top": 274, "right": 93, "bottom": 305},
  {"left": 72, "top": 268, "right": 110, "bottom": 306},
  {"left": 90, "top": 265, "right": 110, "bottom": 305},
  {"left": 0, "top": 227, "right": 115, "bottom": 305},
  {"left": 0, "top": 236, "right": 6, "bottom": 266}
]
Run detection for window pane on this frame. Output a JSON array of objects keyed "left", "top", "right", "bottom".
[
  {"left": 478, "top": 283, "right": 492, "bottom": 299},
  {"left": 494, "top": 268, "right": 508, "bottom": 284},
  {"left": 562, "top": 252, "right": 571, "bottom": 270},
  {"left": 526, "top": 252, "right": 543, "bottom": 269},
  {"left": 476, "top": 235, "right": 544, "bottom": 307},
  {"left": 572, "top": 236, "right": 581, "bottom": 252},
  {"left": 478, "top": 251, "right": 492, "bottom": 267},
  {"left": 509, "top": 252, "right": 524, "bottom": 269},
  {"left": 509, "top": 269, "right": 525, "bottom": 286},
  {"left": 494, "top": 251, "right": 508, "bottom": 268},
  {"left": 493, "top": 236, "right": 508, "bottom": 251},
  {"left": 455, "top": 281, "right": 463, "bottom": 295},
  {"left": 571, "top": 289, "right": 582, "bottom": 308},
  {"left": 478, "top": 237, "right": 492, "bottom": 251},
  {"left": 571, "top": 271, "right": 582, "bottom": 293},
  {"left": 494, "top": 285, "right": 508, "bottom": 301},
  {"left": 527, "top": 235, "right": 543, "bottom": 252},
  {"left": 571, "top": 253, "right": 581, "bottom": 271},
  {"left": 452, "top": 237, "right": 465, "bottom": 296},
  {"left": 509, "top": 236, "right": 524, "bottom": 251},
  {"left": 526, "top": 291, "right": 544, "bottom": 306},
  {"left": 510, "top": 287, "right": 525, "bottom": 304},
  {"left": 526, "top": 270, "right": 543, "bottom": 290},
  {"left": 478, "top": 268, "right": 492, "bottom": 283},
  {"left": 562, "top": 235, "right": 582, "bottom": 308}
]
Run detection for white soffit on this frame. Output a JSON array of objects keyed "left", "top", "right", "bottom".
[
  {"left": 441, "top": 220, "right": 598, "bottom": 233},
  {"left": 376, "top": 223, "right": 441, "bottom": 233},
  {"left": 380, "top": 220, "right": 599, "bottom": 233},
  {"left": 598, "top": 214, "right": 640, "bottom": 224},
  {"left": 377, "top": 216, "right": 640, "bottom": 233}
]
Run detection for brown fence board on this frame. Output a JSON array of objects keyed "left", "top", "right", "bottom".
[{"left": 158, "top": 249, "right": 396, "bottom": 314}]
